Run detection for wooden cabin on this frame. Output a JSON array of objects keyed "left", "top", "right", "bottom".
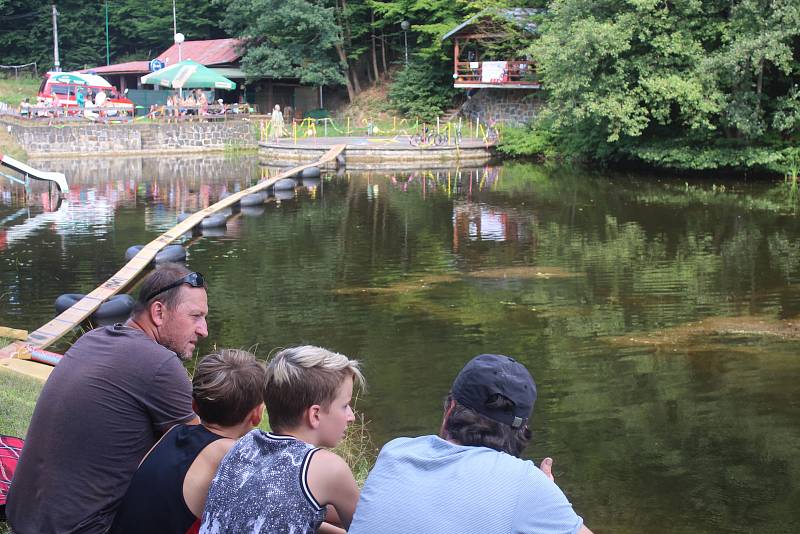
[{"left": 442, "top": 8, "right": 541, "bottom": 90}]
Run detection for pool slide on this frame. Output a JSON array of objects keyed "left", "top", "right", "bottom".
[{"left": 0, "top": 153, "right": 68, "bottom": 194}]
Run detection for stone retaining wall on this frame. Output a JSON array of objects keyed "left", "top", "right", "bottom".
[
  {"left": 2, "top": 119, "right": 256, "bottom": 156},
  {"left": 461, "top": 88, "right": 542, "bottom": 126}
]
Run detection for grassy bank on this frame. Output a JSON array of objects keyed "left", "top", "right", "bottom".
[
  {"left": 0, "top": 362, "right": 42, "bottom": 439},
  {"left": 0, "top": 76, "right": 36, "bottom": 161},
  {"left": 0, "top": 348, "right": 40, "bottom": 531},
  {"left": 0, "top": 76, "right": 39, "bottom": 108},
  {"left": 0, "top": 126, "right": 27, "bottom": 162}
]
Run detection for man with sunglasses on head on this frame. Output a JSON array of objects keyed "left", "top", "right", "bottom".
[{"left": 7, "top": 263, "right": 208, "bottom": 534}]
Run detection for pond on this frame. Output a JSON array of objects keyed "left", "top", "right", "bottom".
[{"left": 1, "top": 155, "right": 799, "bottom": 533}]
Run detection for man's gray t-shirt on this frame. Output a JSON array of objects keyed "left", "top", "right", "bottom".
[{"left": 6, "top": 324, "right": 194, "bottom": 534}]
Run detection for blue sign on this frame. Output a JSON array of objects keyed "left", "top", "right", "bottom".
[{"left": 149, "top": 59, "right": 165, "bottom": 72}]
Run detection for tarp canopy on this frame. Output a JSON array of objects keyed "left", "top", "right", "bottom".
[{"left": 139, "top": 60, "right": 237, "bottom": 90}]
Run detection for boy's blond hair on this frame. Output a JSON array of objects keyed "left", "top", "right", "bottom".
[{"left": 264, "top": 346, "right": 365, "bottom": 431}]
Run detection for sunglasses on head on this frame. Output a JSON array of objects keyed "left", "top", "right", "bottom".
[{"left": 143, "top": 272, "right": 205, "bottom": 303}]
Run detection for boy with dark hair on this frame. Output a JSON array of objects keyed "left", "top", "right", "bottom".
[
  {"left": 200, "top": 345, "right": 365, "bottom": 534},
  {"left": 111, "top": 349, "right": 266, "bottom": 534},
  {"left": 349, "top": 353, "right": 594, "bottom": 534}
]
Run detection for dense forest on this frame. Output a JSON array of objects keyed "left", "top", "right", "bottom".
[{"left": 0, "top": 0, "right": 798, "bottom": 172}]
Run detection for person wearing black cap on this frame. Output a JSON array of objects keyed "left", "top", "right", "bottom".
[{"left": 349, "top": 354, "right": 593, "bottom": 534}]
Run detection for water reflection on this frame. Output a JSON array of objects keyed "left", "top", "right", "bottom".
[{"left": 1, "top": 157, "right": 799, "bottom": 533}]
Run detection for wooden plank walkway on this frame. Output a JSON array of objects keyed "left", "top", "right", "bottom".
[{"left": 0, "top": 144, "right": 346, "bottom": 371}]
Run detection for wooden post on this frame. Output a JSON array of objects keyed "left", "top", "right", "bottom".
[{"left": 454, "top": 38, "right": 460, "bottom": 81}]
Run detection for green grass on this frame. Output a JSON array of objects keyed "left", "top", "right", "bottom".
[
  {"left": 0, "top": 125, "right": 27, "bottom": 162},
  {"left": 0, "top": 367, "right": 42, "bottom": 439},
  {"left": 0, "top": 76, "right": 40, "bottom": 108},
  {"left": 333, "top": 411, "right": 377, "bottom": 486}
]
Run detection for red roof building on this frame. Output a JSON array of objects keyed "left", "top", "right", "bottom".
[
  {"left": 82, "top": 38, "right": 346, "bottom": 116},
  {"left": 158, "top": 38, "right": 244, "bottom": 66}
]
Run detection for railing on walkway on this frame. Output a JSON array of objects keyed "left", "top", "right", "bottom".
[
  {"left": 0, "top": 103, "right": 259, "bottom": 125},
  {"left": 144, "top": 104, "right": 258, "bottom": 123},
  {"left": 454, "top": 60, "right": 539, "bottom": 86},
  {"left": 259, "top": 115, "right": 503, "bottom": 145}
]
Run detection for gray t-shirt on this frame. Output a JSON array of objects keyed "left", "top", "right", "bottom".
[
  {"left": 350, "top": 435, "right": 585, "bottom": 534},
  {"left": 6, "top": 324, "right": 194, "bottom": 534}
]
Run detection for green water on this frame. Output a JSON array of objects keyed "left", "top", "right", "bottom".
[{"left": 1, "top": 155, "right": 798, "bottom": 533}]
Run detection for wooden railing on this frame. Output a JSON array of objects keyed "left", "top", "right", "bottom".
[{"left": 454, "top": 60, "right": 539, "bottom": 86}]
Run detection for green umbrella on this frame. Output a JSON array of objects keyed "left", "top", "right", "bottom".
[
  {"left": 139, "top": 60, "right": 237, "bottom": 90},
  {"left": 49, "top": 73, "right": 91, "bottom": 85}
]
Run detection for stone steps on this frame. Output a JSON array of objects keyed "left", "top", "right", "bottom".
[{"left": 139, "top": 128, "right": 157, "bottom": 149}]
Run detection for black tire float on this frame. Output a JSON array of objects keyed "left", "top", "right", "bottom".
[
  {"left": 301, "top": 166, "right": 320, "bottom": 179},
  {"left": 241, "top": 205, "right": 266, "bottom": 217},
  {"left": 274, "top": 189, "right": 295, "bottom": 201},
  {"left": 240, "top": 192, "right": 267, "bottom": 206},
  {"left": 302, "top": 177, "right": 321, "bottom": 188},
  {"left": 200, "top": 213, "right": 227, "bottom": 229},
  {"left": 54, "top": 293, "right": 135, "bottom": 320},
  {"left": 199, "top": 226, "right": 227, "bottom": 238},
  {"left": 124, "top": 244, "right": 186, "bottom": 263},
  {"left": 274, "top": 178, "right": 297, "bottom": 191}
]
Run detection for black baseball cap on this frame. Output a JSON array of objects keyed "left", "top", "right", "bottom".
[{"left": 452, "top": 354, "right": 537, "bottom": 428}]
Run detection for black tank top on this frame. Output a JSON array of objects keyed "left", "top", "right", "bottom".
[{"left": 111, "top": 424, "right": 223, "bottom": 534}]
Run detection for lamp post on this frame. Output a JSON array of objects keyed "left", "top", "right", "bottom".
[
  {"left": 401, "top": 20, "right": 410, "bottom": 66},
  {"left": 172, "top": 0, "right": 177, "bottom": 38},
  {"left": 174, "top": 32, "right": 185, "bottom": 62},
  {"left": 174, "top": 32, "right": 185, "bottom": 97}
]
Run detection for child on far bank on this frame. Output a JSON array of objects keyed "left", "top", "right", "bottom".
[
  {"left": 111, "top": 349, "right": 266, "bottom": 534},
  {"left": 199, "top": 345, "right": 365, "bottom": 534}
]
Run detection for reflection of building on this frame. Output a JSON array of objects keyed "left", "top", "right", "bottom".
[
  {"left": 452, "top": 201, "right": 533, "bottom": 252},
  {"left": 384, "top": 167, "right": 502, "bottom": 198}
]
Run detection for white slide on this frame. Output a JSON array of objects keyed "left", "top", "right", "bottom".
[{"left": 0, "top": 153, "right": 68, "bottom": 194}]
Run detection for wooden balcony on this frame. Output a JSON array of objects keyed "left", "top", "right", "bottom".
[{"left": 453, "top": 60, "right": 540, "bottom": 89}]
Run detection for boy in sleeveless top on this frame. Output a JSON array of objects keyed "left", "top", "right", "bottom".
[
  {"left": 200, "top": 345, "right": 365, "bottom": 534},
  {"left": 111, "top": 349, "right": 266, "bottom": 534}
]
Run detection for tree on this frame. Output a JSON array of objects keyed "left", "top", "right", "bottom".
[
  {"left": 218, "top": 0, "right": 349, "bottom": 96},
  {"left": 0, "top": 0, "right": 227, "bottom": 71},
  {"left": 530, "top": 0, "right": 800, "bottom": 170}
]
